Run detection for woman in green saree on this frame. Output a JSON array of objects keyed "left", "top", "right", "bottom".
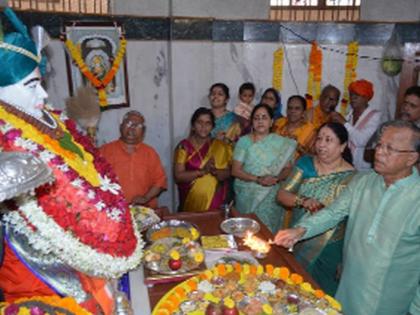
[
  {"left": 277, "top": 122, "right": 355, "bottom": 295},
  {"left": 232, "top": 104, "right": 297, "bottom": 233}
]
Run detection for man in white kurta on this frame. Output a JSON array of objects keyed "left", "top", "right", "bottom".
[
  {"left": 330, "top": 79, "right": 381, "bottom": 171},
  {"left": 274, "top": 120, "right": 420, "bottom": 315}
]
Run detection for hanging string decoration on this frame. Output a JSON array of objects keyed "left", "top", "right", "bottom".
[
  {"left": 64, "top": 35, "right": 127, "bottom": 108},
  {"left": 339, "top": 41, "right": 359, "bottom": 116},
  {"left": 272, "top": 47, "right": 284, "bottom": 91},
  {"left": 305, "top": 41, "right": 322, "bottom": 109}
]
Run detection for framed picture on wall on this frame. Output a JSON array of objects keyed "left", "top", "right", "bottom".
[{"left": 64, "top": 21, "right": 130, "bottom": 109}]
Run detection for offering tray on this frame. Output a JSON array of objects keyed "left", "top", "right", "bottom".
[
  {"left": 130, "top": 205, "right": 160, "bottom": 232},
  {"left": 144, "top": 237, "right": 204, "bottom": 276},
  {"left": 146, "top": 219, "right": 200, "bottom": 242},
  {"left": 152, "top": 263, "right": 343, "bottom": 315},
  {"left": 220, "top": 217, "right": 260, "bottom": 238}
]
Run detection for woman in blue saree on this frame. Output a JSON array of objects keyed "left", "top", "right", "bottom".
[
  {"left": 277, "top": 122, "right": 355, "bottom": 295},
  {"left": 209, "top": 83, "right": 242, "bottom": 145},
  {"left": 232, "top": 104, "right": 297, "bottom": 233}
]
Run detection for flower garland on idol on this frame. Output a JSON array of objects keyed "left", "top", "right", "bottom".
[
  {"left": 64, "top": 34, "right": 127, "bottom": 108},
  {"left": 339, "top": 41, "right": 359, "bottom": 115},
  {"left": 272, "top": 47, "right": 284, "bottom": 91},
  {"left": 0, "top": 105, "right": 143, "bottom": 278},
  {"left": 305, "top": 42, "right": 323, "bottom": 109}
]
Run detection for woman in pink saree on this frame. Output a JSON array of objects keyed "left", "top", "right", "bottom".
[{"left": 174, "top": 107, "right": 232, "bottom": 211}]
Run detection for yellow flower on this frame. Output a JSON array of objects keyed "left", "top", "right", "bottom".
[
  {"left": 300, "top": 282, "right": 313, "bottom": 293},
  {"left": 242, "top": 264, "right": 250, "bottom": 274},
  {"left": 262, "top": 304, "right": 273, "bottom": 314},
  {"left": 226, "top": 264, "right": 233, "bottom": 273},
  {"left": 182, "top": 237, "right": 191, "bottom": 244},
  {"left": 204, "top": 293, "right": 220, "bottom": 304},
  {"left": 223, "top": 297, "right": 235, "bottom": 308},
  {"left": 325, "top": 295, "right": 342, "bottom": 311},
  {"left": 256, "top": 265, "right": 264, "bottom": 275},
  {"left": 194, "top": 252, "right": 204, "bottom": 263},
  {"left": 204, "top": 270, "right": 213, "bottom": 279},
  {"left": 190, "top": 227, "right": 199, "bottom": 240},
  {"left": 170, "top": 250, "right": 180, "bottom": 260},
  {"left": 17, "top": 309, "right": 31, "bottom": 315},
  {"left": 273, "top": 267, "right": 281, "bottom": 278}
]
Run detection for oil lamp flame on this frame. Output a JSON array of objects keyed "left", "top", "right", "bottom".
[{"left": 243, "top": 231, "right": 270, "bottom": 254}]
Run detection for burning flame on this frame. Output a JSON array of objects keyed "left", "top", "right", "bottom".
[{"left": 243, "top": 231, "right": 270, "bottom": 254}]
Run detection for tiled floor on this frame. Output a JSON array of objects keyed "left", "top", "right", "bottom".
[{"left": 129, "top": 266, "right": 152, "bottom": 315}]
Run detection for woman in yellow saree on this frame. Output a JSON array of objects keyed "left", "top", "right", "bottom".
[{"left": 174, "top": 107, "right": 232, "bottom": 212}]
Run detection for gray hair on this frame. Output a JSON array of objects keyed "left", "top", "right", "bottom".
[
  {"left": 121, "top": 110, "right": 144, "bottom": 123},
  {"left": 376, "top": 120, "right": 420, "bottom": 153}
]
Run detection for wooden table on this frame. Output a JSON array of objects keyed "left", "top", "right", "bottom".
[{"left": 145, "top": 208, "right": 318, "bottom": 310}]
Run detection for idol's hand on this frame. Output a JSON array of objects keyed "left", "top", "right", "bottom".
[{"left": 273, "top": 227, "right": 306, "bottom": 248}]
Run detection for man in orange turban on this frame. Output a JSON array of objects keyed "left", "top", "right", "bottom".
[
  {"left": 330, "top": 79, "right": 381, "bottom": 170},
  {"left": 348, "top": 79, "right": 374, "bottom": 101}
]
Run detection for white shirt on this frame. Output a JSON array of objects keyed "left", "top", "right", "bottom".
[{"left": 345, "top": 107, "right": 381, "bottom": 171}]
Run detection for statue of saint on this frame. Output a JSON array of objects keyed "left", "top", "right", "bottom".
[{"left": 0, "top": 8, "right": 142, "bottom": 314}]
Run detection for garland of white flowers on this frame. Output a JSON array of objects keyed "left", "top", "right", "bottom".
[
  {"left": 2, "top": 196, "right": 144, "bottom": 279},
  {"left": 0, "top": 109, "right": 144, "bottom": 279}
]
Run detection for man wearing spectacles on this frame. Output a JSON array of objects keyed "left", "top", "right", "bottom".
[
  {"left": 274, "top": 120, "right": 420, "bottom": 315},
  {"left": 100, "top": 110, "right": 167, "bottom": 207}
]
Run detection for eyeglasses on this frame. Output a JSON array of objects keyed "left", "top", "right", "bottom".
[
  {"left": 124, "top": 121, "right": 145, "bottom": 129},
  {"left": 375, "top": 142, "right": 416, "bottom": 155}
]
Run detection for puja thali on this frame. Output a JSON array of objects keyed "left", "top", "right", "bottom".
[
  {"left": 144, "top": 237, "right": 204, "bottom": 275},
  {"left": 146, "top": 219, "right": 200, "bottom": 242}
]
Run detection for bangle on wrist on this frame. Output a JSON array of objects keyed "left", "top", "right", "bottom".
[
  {"left": 255, "top": 176, "right": 261, "bottom": 184},
  {"left": 294, "top": 195, "right": 307, "bottom": 208}
]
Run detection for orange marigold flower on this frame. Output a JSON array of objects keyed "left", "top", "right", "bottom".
[
  {"left": 250, "top": 264, "right": 257, "bottom": 275},
  {"left": 290, "top": 273, "right": 303, "bottom": 284},
  {"left": 314, "top": 289, "right": 325, "bottom": 298},
  {"left": 279, "top": 267, "right": 290, "bottom": 280},
  {"left": 265, "top": 264, "right": 274, "bottom": 275},
  {"left": 217, "top": 264, "right": 227, "bottom": 276},
  {"left": 187, "top": 279, "right": 197, "bottom": 291}
]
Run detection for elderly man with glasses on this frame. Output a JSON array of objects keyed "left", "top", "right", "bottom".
[
  {"left": 100, "top": 110, "right": 167, "bottom": 208},
  {"left": 274, "top": 120, "right": 420, "bottom": 315}
]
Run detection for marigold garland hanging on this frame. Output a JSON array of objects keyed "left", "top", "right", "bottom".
[
  {"left": 306, "top": 42, "right": 322, "bottom": 109},
  {"left": 64, "top": 35, "right": 127, "bottom": 108},
  {"left": 340, "top": 41, "right": 359, "bottom": 116},
  {"left": 272, "top": 47, "right": 284, "bottom": 91}
]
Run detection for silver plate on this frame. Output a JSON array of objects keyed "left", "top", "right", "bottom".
[
  {"left": 144, "top": 237, "right": 204, "bottom": 275},
  {"left": 0, "top": 152, "right": 54, "bottom": 202},
  {"left": 146, "top": 219, "right": 200, "bottom": 242},
  {"left": 220, "top": 218, "right": 260, "bottom": 238}
]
